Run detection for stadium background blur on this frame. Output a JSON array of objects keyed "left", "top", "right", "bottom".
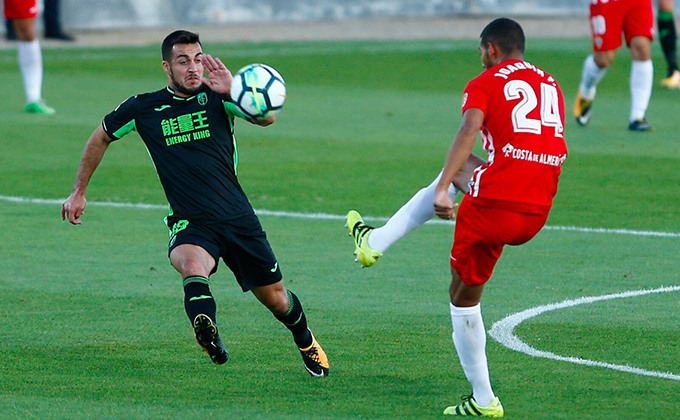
[
  {"left": 0, "top": 1, "right": 677, "bottom": 47},
  {"left": 4, "top": 0, "right": 593, "bottom": 31},
  {"left": 1, "top": 1, "right": 676, "bottom": 47},
  {"left": 0, "top": 0, "right": 604, "bottom": 47}
]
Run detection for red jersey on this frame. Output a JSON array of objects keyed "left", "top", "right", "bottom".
[{"left": 461, "top": 59, "right": 567, "bottom": 210}]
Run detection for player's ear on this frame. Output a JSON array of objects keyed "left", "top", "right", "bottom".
[
  {"left": 162, "top": 60, "right": 171, "bottom": 75},
  {"left": 489, "top": 43, "right": 504, "bottom": 62},
  {"left": 487, "top": 43, "right": 499, "bottom": 58}
]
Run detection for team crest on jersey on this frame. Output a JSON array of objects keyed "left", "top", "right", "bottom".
[
  {"left": 169, "top": 220, "right": 189, "bottom": 246},
  {"left": 594, "top": 36, "right": 603, "bottom": 49},
  {"left": 198, "top": 92, "right": 208, "bottom": 105}
]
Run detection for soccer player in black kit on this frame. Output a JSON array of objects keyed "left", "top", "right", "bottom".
[{"left": 61, "top": 30, "right": 329, "bottom": 376}]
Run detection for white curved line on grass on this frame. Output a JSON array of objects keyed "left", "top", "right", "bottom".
[
  {"left": 488, "top": 286, "right": 680, "bottom": 381},
  {"left": 2, "top": 194, "right": 679, "bottom": 238}
]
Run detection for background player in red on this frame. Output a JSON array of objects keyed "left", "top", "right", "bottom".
[
  {"left": 574, "top": 0, "right": 654, "bottom": 131},
  {"left": 4, "top": 0, "right": 55, "bottom": 114},
  {"left": 433, "top": 18, "right": 567, "bottom": 417}
]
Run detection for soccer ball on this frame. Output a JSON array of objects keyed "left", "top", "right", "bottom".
[{"left": 230, "top": 63, "right": 286, "bottom": 119}]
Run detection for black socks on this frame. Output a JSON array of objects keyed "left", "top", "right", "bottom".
[
  {"left": 183, "top": 278, "right": 312, "bottom": 349},
  {"left": 658, "top": 11, "right": 679, "bottom": 76},
  {"left": 183, "top": 276, "right": 216, "bottom": 323},
  {"left": 273, "top": 291, "right": 313, "bottom": 348}
]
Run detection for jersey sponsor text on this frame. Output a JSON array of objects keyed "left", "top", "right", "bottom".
[{"left": 501, "top": 144, "right": 567, "bottom": 167}]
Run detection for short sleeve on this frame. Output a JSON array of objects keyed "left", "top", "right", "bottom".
[
  {"left": 461, "top": 80, "right": 488, "bottom": 118},
  {"left": 102, "top": 95, "right": 138, "bottom": 139},
  {"left": 222, "top": 98, "right": 248, "bottom": 121}
]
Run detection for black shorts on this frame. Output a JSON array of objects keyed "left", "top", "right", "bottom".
[{"left": 167, "top": 213, "right": 283, "bottom": 292}]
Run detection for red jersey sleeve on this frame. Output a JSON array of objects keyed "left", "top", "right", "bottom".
[{"left": 461, "top": 80, "right": 488, "bottom": 117}]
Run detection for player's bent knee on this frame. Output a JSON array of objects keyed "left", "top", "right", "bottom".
[
  {"left": 173, "top": 258, "right": 211, "bottom": 279},
  {"left": 630, "top": 44, "right": 651, "bottom": 61},
  {"left": 252, "top": 283, "right": 290, "bottom": 314},
  {"left": 170, "top": 244, "right": 215, "bottom": 276},
  {"left": 593, "top": 52, "right": 615, "bottom": 68},
  {"left": 261, "top": 295, "right": 289, "bottom": 314}
]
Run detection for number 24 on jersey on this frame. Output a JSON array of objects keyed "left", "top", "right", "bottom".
[{"left": 504, "top": 80, "right": 564, "bottom": 138}]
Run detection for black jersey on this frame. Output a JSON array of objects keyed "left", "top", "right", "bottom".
[{"left": 103, "top": 85, "right": 254, "bottom": 223}]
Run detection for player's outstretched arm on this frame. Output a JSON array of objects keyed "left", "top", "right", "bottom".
[
  {"left": 434, "top": 108, "right": 484, "bottom": 219},
  {"left": 250, "top": 115, "right": 276, "bottom": 126},
  {"left": 202, "top": 54, "right": 233, "bottom": 96},
  {"left": 62, "top": 125, "right": 115, "bottom": 225}
]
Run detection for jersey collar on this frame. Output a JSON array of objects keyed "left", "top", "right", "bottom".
[{"left": 166, "top": 86, "right": 203, "bottom": 101}]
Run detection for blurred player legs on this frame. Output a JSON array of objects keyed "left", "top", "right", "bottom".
[
  {"left": 658, "top": 0, "right": 680, "bottom": 88},
  {"left": 575, "top": 0, "right": 653, "bottom": 131},
  {"left": 5, "top": 0, "right": 56, "bottom": 114}
]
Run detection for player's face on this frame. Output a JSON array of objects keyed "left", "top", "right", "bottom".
[
  {"left": 165, "top": 43, "right": 204, "bottom": 96},
  {"left": 479, "top": 43, "right": 493, "bottom": 69}
]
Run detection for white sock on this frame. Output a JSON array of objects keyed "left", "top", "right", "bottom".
[
  {"left": 450, "top": 303, "right": 495, "bottom": 407},
  {"left": 18, "top": 40, "right": 43, "bottom": 104},
  {"left": 579, "top": 55, "right": 607, "bottom": 100},
  {"left": 630, "top": 59, "right": 653, "bottom": 122},
  {"left": 368, "top": 172, "right": 458, "bottom": 253}
]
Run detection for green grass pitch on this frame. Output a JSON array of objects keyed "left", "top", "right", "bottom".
[{"left": 0, "top": 36, "right": 678, "bottom": 419}]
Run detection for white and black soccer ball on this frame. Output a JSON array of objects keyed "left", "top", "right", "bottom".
[{"left": 230, "top": 63, "right": 286, "bottom": 119}]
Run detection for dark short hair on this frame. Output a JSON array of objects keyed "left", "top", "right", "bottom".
[
  {"left": 480, "top": 18, "right": 525, "bottom": 55},
  {"left": 162, "top": 30, "right": 201, "bottom": 61}
]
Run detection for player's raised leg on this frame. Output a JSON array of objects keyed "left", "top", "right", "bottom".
[
  {"left": 170, "top": 244, "right": 229, "bottom": 364},
  {"left": 252, "top": 282, "right": 329, "bottom": 377},
  {"left": 362, "top": 173, "right": 459, "bottom": 253},
  {"left": 346, "top": 175, "right": 457, "bottom": 267},
  {"left": 346, "top": 175, "right": 453, "bottom": 267},
  {"left": 346, "top": 154, "right": 485, "bottom": 268},
  {"left": 346, "top": 210, "right": 382, "bottom": 267}
]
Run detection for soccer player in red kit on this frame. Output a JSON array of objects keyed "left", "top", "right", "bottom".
[
  {"left": 434, "top": 18, "right": 567, "bottom": 417},
  {"left": 574, "top": 0, "right": 654, "bottom": 131},
  {"left": 4, "top": 0, "right": 55, "bottom": 114}
]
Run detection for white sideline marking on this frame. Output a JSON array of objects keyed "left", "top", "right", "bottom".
[
  {"left": 4, "top": 193, "right": 679, "bottom": 379},
  {"left": 1, "top": 194, "right": 679, "bottom": 238},
  {"left": 488, "top": 286, "right": 680, "bottom": 382}
]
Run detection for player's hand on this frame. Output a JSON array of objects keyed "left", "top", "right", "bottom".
[
  {"left": 62, "top": 193, "right": 87, "bottom": 225},
  {"left": 202, "top": 54, "right": 232, "bottom": 96},
  {"left": 251, "top": 115, "right": 276, "bottom": 126},
  {"left": 434, "top": 189, "right": 458, "bottom": 220}
]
